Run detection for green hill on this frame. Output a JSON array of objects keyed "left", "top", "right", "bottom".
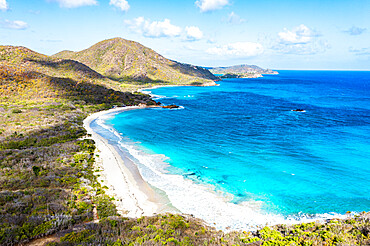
[
  {"left": 0, "top": 45, "right": 137, "bottom": 92},
  {"left": 0, "top": 44, "right": 156, "bottom": 144},
  {"left": 54, "top": 37, "right": 218, "bottom": 85}
]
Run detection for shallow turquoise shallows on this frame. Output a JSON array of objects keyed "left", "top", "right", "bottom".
[{"left": 105, "top": 70, "right": 370, "bottom": 229}]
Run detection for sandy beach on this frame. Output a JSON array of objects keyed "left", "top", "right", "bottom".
[{"left": 83, "top": 106, "right": 176, "bottom": 218}]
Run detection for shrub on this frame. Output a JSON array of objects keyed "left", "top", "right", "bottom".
[
  {"left": 95, "top": 196, "right": 118, "bottom": 219},
  {"left": 32, "top": 166, "right": 40, "bottom": 176}
]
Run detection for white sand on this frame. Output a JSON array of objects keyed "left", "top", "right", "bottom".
[{"left": 83, "top": 106, "right": 175, "bottom": 217}]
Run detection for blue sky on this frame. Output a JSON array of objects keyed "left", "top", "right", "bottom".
[{"left": 0, "top": 0, "right": 369, "bottom": 70}]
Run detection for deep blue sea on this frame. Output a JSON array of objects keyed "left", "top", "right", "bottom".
[{"left": 105, "top": 70, "right": 370, "bottom": 229}]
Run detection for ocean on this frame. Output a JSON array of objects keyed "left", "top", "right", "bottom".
[{"left": 102, "top": 70, "right": 370, "bottom": 230}]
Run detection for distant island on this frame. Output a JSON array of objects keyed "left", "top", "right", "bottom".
[{"left": 209, "top": 64, "right": 278, "bottom": 78}]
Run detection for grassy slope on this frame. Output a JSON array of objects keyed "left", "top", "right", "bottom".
[
  {"left": 0, "top": 45, "right": 369, "bottom": 245},
  {"left": 54, "top": 37, "right": 218, "bottom": 86},
  {"left": 0, "top": 45, "right": 141, "bottom": 92}
]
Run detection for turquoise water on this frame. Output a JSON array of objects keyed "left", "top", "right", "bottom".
[{"left": 105, "top": 71, "right": 370, "bottom": 228}]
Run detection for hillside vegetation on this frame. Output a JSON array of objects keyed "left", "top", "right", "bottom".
[
  {"left": 0, "top": 45, "right": 155, "bottom": 245},
  {"left": 54, "top": 37, "right": 218, "bottom": 86},
  {"left": 0, "top": 44, "right": 369, "bottom": 245},
  {"left": 45, "top": 213, "right": 370, "bottom": 245}
]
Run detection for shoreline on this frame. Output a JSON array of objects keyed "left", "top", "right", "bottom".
[
  {"left": 82, "top": 80, "right": 219, "bottom": 219},
  {"left": 82, "top": 105, "right": 310, "bottom": 231},
  {"left": 83, "top": 106, "right": 177, "bottom": 217},
  {"left": 83, "top": 84, "right": 352, "bottom": 231}
]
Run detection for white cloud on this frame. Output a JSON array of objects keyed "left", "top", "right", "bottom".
[
  {"left": 110, "top": 0, "right": 129, "bottom": 11},
  {"left": 227, "top": 12, "right": 245, "bottom": 25},
  {"left": 0, "top": 19, "right": 29, "bottom": 30},
  {"left": 278, "top": 24, "right": 320, "bottom": 44},
  {"left": 49, "top": 0, "right": 97, "bottom": 8},
  {"left": 0, "top": 0, "right": 8, "bottom": 11},
  {"left": 125, "top": 17, "right": 182, "bottom": 38},
  {"left": 196, "top": 0, "right": 229, "bottom": 12},
  {"left": 344, "top": 26, "right": 366, "bottom": 36},
  {"left": 125, "top": 17, "right": 204, "bottom": 41},
  {"left": 274, "top": 24, "right": 328, "bottom": 55},
  {"left": 185, "top": 26, "right": 203, "bottom": 41},
  {"left": 207, "top": 42, "right": 264, "bottom": 57}
]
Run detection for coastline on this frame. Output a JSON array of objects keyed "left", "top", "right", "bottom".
[
  {"left": 83, "top": 106, "right": 177, "bottom": 218},
  {"left": 82, "top": 82, "right": 355, "bottom": 231},
  {"left": 82, "top": 104, "right": 298, "bottom": 231},
  {"left": 82, "top": 80, "right": 219, "bottom": 219},
  {"left": 83, "top": 87, "right": 337, "bottom": 231}
]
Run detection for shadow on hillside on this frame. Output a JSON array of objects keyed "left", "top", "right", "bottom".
[
  {"left": 27, "top": 58, "right": 215, "bottom": 88},
  {"left": 23, "top": 71, "right": 151, "bottom": 106},
  {"left": 106, "top": 75, "right": 175, "bottom": 86},
  {"left": 28, "top": 58, "right": 178, "bottom": 85},
  {"left": 106, "top": 75, "right": 212, "bottom": 87},
  {"left": 25, "top": 58, "right": 105, "bottom": 79}
]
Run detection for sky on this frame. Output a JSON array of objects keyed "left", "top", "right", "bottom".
[{"left": 0, "top": 0, "right": 369, "bottom": 70}]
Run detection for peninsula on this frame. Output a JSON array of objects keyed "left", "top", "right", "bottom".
[{"left": 209, "top": 64, "right": 278, "bottom": 78}]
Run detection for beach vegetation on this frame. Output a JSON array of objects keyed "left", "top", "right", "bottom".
[
  {"left": 46, "top": 212, "right": 370, "bottom": 245},
  {"left": 0, "top": 45, "right": 156, "bottom": 245}
]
